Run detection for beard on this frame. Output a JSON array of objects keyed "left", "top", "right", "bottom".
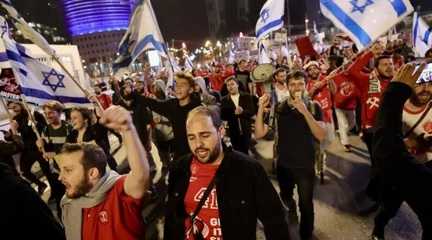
[
  {"left": 65, "top": 174, "right": 93, "bottom": 199},
  {"left": 411, "top": 91, "right": 432, "bottom": 106},
  {"left": 194, "top": 143, "right": 222, "bottom": 164}
]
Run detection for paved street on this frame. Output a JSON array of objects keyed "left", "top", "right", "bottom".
[{"left": 255, "top": 136, "right": 421, "bottom": 240}]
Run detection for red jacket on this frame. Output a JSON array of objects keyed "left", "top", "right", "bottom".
[
  {"left": 347, "top": 51, "right": 391, "bottom": 129},
  {"left": 332, "top": 72, "right": 359, "bottom": 110},
  {"left": 306, "top": 75, "right": 333, "bottom": 123}
]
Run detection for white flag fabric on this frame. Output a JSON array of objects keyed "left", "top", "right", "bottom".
[
  {"left": 0, "top": 0, "right": 56, "bottom": 56},
  {"left": 255, "top": 0, "right": 285, "bottom": 42},
  {"left": 0, "top": 19, "right": 90, "bottom": 107},
  {"left": 258, "top": 42, "right": 272, "bottom": 64},
  {"left": 412, "top": 12, "right": 432, "bottom": 57},
  {"left": 113, "top": 0, "right": 167, "bottom": 72},
  {"left": 320, "top": 0, "right": 413, "bottom": 50}
]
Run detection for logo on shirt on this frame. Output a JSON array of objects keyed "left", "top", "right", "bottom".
[
  {"left": 367, "top": 97, "right": 380, "bottom": 109},
  {"left": 98, "top": 211, "right": 109, "bottom": 224},
  {"left": 340, "top": 81, "right": 355, "bottom": 97}
]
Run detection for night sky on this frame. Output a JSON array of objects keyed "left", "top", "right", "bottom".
[{"left": 9, "top": 0, "right": 432, "bottom": 44}]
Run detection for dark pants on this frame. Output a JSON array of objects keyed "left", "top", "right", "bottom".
[
  {"left": 362, "top": 128, "right": 380, "bottom": 201},
  {"left": 277, "top": 166, "right": 315, "bottom": 240},
  {"left": 21, "top": 150, "right": 64, "bottom": 218},
  {"left": 230, "top": 133, "right": 251, "bottom": 155},
  {"left": 374, "top": 162, "right": 432, "bottom": 239}
]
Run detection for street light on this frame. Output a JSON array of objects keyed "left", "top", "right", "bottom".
[
  {"left": 216, "top": 41, "right": 222, "bottom": 48},
  {"left": 205, "top": 40, "right": 212, "bottom": 47},
  {"left": 182, "top": 42, "right": 187, "bottom": 49}
]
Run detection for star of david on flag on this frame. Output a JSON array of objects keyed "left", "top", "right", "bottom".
[
  {"left": 42, "top": 69, "right": 65, "bottom": 92},
  {"left": 255, "top": 0, "right": 284, "bottom": 42},
  {"left": 320, "top": 0, "right": 413, "bottom": 50}
]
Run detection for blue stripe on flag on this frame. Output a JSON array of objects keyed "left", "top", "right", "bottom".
[
  {"left": 21, "top": 87, "right": 90, "bottom": 104},
  {"left": 388, "top": 0, "right": 407, "bottom": 17},
  {"left": 321, "top": 0, "right": 372, "bottom": 47},
  {"left": 413, "top": 14, "right": 419, "bottom": 48},
  {"left": 423, "top": 28, "right": 432, "bottom": 45},
  {"left": 6, "top": 49, "right": 26, "bottom": 65},
  {"left": 132, "top": 34, "right": 166, "bottom": 57},
  {"left": 256, "top": 18, "right": 284, "bottom": 39},
  {"left": 0, "top": 52, "right": 8, "bottom": 62},
  {"left": 19, "top": 68, "right": 27, "bottom": 76}
]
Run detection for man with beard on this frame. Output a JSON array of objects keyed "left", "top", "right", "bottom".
[
  {"left": 221, "top": 76, "right": 255, "bottom": 154},
  {"left": 58, "top": 105, "right": 150, "bottom": 240},
  {"left": 346, "top": 43, "right": 393, "bottom": 200},
  {"left": 164, "top": 106, "right": 290, "bottom": 240},
  {"left": 136, "top": 72, "right": 201, "bottom": 160},
  {"left": 305, "top": 61, "right": 333, "bottom": 125},
  {"left": 272, "top": 68, "right": 290, "bottom": 103},
  {"left": 372, "top": 63, "right": 432, "bottom": 240},
  {"left": 371, "top": 74, "right": 432, "bottom": 240},
  {"left": 255, "top": 71, "right": 325, "bottom": 240}
]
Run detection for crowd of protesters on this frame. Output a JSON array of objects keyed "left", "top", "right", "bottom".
[{"left": 1, "top": 34, "right": 432, "bottom": 240}]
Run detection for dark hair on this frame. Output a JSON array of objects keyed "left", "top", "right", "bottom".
[
  {"left": 70, "top": 107, "right": 93, "bottom": 125},
  {"left": 425, "top": 48, "right": 432, "bottom": 58},
  {"left": 287, "top": 70, "right": 307, "bottom": 83},
  {"left": 272, "top": 68, "right": 287, "bottom": 80},
  {"left": 61, "top": 143, "right": 107, "bottom": 176},
  {"left": 224, "top": 76, "right": 237, "bottom": 84},
  {"left": 187, "top": 105, "right": 222, "bottom": 129},
  {"left": 175, "top": 72, "right": 195, "bottom": 87},
  {"left": 374, "top": 55, "right": 392, "bottom": 68}
]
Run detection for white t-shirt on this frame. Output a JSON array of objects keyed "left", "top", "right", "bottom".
[
  {"left": 403, "top": 103, "right": 432, "bottom": 163},
  {"left": 275, "top": 87, "right": 290, "bottom": 103},
  {"left": 230, "top": 93, "right": 240, "bottom": 108}
]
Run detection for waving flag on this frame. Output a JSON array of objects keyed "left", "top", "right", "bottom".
[
  {"left": 320, "top": 0, "right": 413, "bottom": 50},
  {"left": 0, "top": 18, "right": 90, "bottom": 107},
  {"left": 255, "top": 0, "right": 285, "bottom": 42},
  {"left": 412, "top": 12, "right": 432, "bottom": 57},
  {"left": 258, "top": 41, "right": 272, "bottom": 64},
  {"left": 113, "top": 0, "right": 168, "bottom": 73},
  {"left": 0, "top": 0, "right": 56, "bottom": 56}
]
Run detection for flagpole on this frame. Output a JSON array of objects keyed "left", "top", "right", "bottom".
[{"left": 51, "top": 56, "right": 104, "bottom": 111}]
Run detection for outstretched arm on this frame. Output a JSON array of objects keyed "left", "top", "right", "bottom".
[{"left": 100, "top": 106, "right": 150, "bottom": 199}]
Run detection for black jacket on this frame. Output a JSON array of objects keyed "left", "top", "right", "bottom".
[
  {"left": 373, "top": 82, "right": 432, "bottom": 225},
  {"left": 0, "top": 163, "right": 65, "bottom": 239},
  {"left": 164, "top": 149, "right": 290, "bottom": 240},
  {"left": 221, "top": 93, "right": 256, "bottom": 137},
  {"left": 138, "top": 96, "right": 201, "bottom": 159},
  {"left": 66, "top": 123, "right": 111, "bottom": 155}
]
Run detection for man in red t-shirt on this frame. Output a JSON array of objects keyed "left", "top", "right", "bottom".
[
  {"left": 164, "top": 106, "right": 290, "bottom": 240},
  {"left": 58, "top": 106, "right": 150, "bottom": 240}
]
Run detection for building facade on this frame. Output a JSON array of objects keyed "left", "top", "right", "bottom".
[{"left": 61, "top": 0, "right": 134, "bottom": 63}]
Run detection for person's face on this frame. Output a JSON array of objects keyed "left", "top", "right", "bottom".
[
  {"left": 94, "top": 86, "right": 101, "bottom": 95},
  {"left": 135, "top": 81, "right": 145, "bottom": 93},
  {"left": 175, "top": 78, "right": 193, "bottom": 100},
  {"left": 43, "top": 108, "right": 61, "bottom": 125},
  {"left": 377, "top": 58, "right": 394, "bottom": 78},
  {"left": 7, "top": 102, "right": 22, "bottom": 117},
  {"left": 123, "top": 85, "right": 133, "bottom": 95},
  {"left": 186, "top": 115, "right": 223, "bottom": 164},
  {"left": 287, "top": 78, "right": 306, "bottom": 97},
  {"left": 226, "top": 79, "right": 239, "bottom": 95},
  {"left": 70, "top": 110, "right": 87, "bottom": 130},
  {"left": 274, "top": 71, "right": 287, "bottom": 84},
  {"left": 307, "top": 65, "right": 320, "bottom": 80},
  {"left": 239, "top": 61, "right": 247, "bottom": 69},
  {"left": 412, "top": 83, "right": 432, "bottom": 106},
  {"left": 333, "top": 37, "right": 341, "bottom": 46},
  {"left": 58, "top": 151, "right": 93, "bottom": 199},
  {"left": 426, "top": 51, "right": 432, "bottom": 59}
]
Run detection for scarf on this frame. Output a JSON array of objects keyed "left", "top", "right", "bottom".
[{"left": 61, "top": 170, "right": 121, "bottom": 240}]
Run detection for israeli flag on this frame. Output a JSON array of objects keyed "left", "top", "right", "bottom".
[
  {"left": 412, "top": 12, "right": 432, "bottom": 57},
  {"left": 320, "top": 0, "right": 413, "bottom": 50},
  {"left": 0, "top": 0, "right": 56, "bottom": 56},
  {"left": 0, "top": 18, "right": 90, "bottom": 107},
  {"left": 255, "top": 0, "right": 285, "bottom": 42},
  {"left": 113, "top": 0, "right": 167, "bottom": 73}
]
